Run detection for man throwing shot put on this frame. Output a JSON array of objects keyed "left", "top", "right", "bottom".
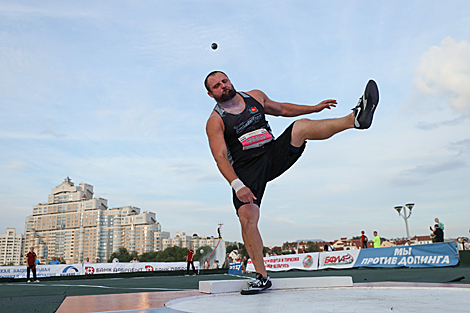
[{"left": 204, "top": 71, "right": 379, "bottom": 295}]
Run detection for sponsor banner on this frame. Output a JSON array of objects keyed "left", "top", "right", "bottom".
[
  {"left": 228, "top": 262, "right": 242, "bottom": 274},
  {"left": 354, "top": 242, "right": 459, "bottom": 268},
  {"left": 318, "top": 250, "right": 360, "bottom": 270},
  {"left": 84, "top": 261, "right": 200, "bottom": 275},
  {"left": 246, "top": 253, "right": 319, "bottom": 272},
  {"left": 0, "top": 264, "right": 82, "bottom": 279}
]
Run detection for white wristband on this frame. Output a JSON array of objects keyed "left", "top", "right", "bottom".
[{"left": 230, "top": 178, "right": 245, "bottom": 193}]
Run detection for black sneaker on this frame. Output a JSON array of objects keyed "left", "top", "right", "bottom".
[
  {"left": 241, "top": 273, "right": 272, "bottom": 295},
  {"left": 353, "top": 79, "right": 379, "bottom": 129}
]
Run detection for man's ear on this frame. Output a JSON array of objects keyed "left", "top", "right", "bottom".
[{"left": 208, "top": 91, "right": 214, "bottom": 98}]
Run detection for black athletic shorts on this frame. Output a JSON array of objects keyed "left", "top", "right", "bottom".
[{"left": 232, "top": 122, "right": 306, "bottom": 213}]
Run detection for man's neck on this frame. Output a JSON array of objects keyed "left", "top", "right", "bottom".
[{"left": 218, "top": 93, "right": 245, "bottom": 113}]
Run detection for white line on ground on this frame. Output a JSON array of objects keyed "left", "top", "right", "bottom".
[{"left": 2, "top": 283, "right": 190, "bottom": 291}]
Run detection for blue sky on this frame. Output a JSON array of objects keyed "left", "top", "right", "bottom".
[{"left": 1, "top": 1, "right": 469, "bottom": 246}]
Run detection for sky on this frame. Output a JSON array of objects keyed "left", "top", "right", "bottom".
[{"left": 1, "top": 1, "right": 469, "bottom": 247}]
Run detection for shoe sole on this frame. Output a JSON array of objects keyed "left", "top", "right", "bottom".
[
  {"left": 356, "top": 80, "right": 379, "bottom": 129},
  {"left": 240, "top": 281, "right": 272, "bottom": 295}
]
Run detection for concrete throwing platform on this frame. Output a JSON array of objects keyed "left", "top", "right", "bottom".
[
  {"left": 199, "top": 276, "right": 353, "bottom": 293},
  {"left": 168, "top": 285, "right": 470, "bottom": 313}
]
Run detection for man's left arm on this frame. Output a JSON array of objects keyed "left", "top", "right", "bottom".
[{"left": 247, "top": 90, "right": 337, "bottom": 117}]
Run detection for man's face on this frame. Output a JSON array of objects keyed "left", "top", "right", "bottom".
[{"left": 207, "top": 72, "right": 237, "bottom": 103}]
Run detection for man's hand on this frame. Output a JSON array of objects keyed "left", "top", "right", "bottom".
[
  {"left": 236, "top": 186, "right": 257, "bottom": 204},
  {"left": 315, "top": 99, "right": 337, "bottom": 112}
]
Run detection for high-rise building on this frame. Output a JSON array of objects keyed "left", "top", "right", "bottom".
[
  {"left": 0, "top": 228, "right": 25, "bottom": 265},
  {"left": 24, "top": 177, "right": 168, "bottom": 264}
]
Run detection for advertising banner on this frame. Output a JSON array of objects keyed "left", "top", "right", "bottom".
[
  {"left": 354, "top": 242, "right": 459, "bottom": 268},
  {"left": 0, "top": 264, "right": 83, "bottom": 279},
  {"left": 246, "top": 253, "right": 319, "bottom": 272},
  {"left": 318, "top": 250, "right": 360, "bottom": 270},
  {"left": 228, "top": 262, "right": 243, "bottom": 274},
  {"left": 83, "top": 261, "right": 199, "bottom": 275}
]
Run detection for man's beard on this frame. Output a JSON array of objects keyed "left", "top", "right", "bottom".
[{"left": 215, "top": 86, "right": 237, "bottom": 103}]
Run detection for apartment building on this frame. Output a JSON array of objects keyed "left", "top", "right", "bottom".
[
  {"left": 24, "top": 177, "right": 167, "bottom": 264},
  {"left": 161, "top": 232, "right": 221, "bottom": 251},
  {"left": 0, "top": 228, "right": 25, "bottom": 265}
]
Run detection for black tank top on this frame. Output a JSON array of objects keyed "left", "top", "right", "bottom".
[{"left": 213, "top": 92, "right": 274, "bottom": 170}]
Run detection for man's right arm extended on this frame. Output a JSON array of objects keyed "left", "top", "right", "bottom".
[{"left": 206, "top": 113, "right": 256, "bottom": 204}]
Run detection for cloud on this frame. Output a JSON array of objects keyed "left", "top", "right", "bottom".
[
  {"left": 412, "top": 37, "right": 470, "bottom": 112},
  {"left": 405, "top": 160, "right": 466, "bottom": 176},
  {"left": 388, "top": 160, "right": 467, "bottom": 187},
  {"left": 40, "top": 123, "right": 66, "bottom": 138},
  {"left": 2, "top": 160, "right": 29, "bottom": 171},
  {"left": 416, "top": 113, "right": 470, "bottom": 130},
  {"left": 448, "top": 138, "right": 470, "bottom": 155}
]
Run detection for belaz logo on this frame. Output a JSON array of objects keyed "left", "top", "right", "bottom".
[
  {"left": 324, "top": 253, "right": 354, "bottom": 265},
  {"left": 85, "top": 266, "right": 95, "bottom": 275},
  {"left": 145, "top": 265, "right": 154, "bottom": 271}
]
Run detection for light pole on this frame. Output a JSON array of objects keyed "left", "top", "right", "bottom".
[{"left": 394, "top": 203, "right": 414, "bottom": 241}]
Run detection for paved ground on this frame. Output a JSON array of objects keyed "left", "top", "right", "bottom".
[{"left": 1, "top": 266, "right": 470, "bottom": 312}]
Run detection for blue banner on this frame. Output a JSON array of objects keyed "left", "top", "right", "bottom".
[
  {"left": 354, "top": 242, "right": 459, "bottom": 268},
  {"left": 228, "top": 262, "right": 242, "bottom": 274}
]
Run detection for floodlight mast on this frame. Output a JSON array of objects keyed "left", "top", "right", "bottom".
[{"left": 394, "top": 203, "right": 414, "bottom": 240}]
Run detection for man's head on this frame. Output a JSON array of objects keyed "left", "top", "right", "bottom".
[
  {"left": 53, "top": 257, "right": 57, "bottom": 261},
  {"left": 30, "top": 246, "right": 34, "bottom": 252},
  {"left": 434, "top": 224, "right": 439, "bottom": 229},
  {"left": 374, "top": 231, "right": 378, "bottom": 236},
  {"left": 361, "top": 230, "right": 365, "bottom": 234},
  {"left": 86, "top": 257, "right": 89, "bottom": 261},
  {"left": 435, "top": 218, "right": 439, "bottom": 223},
  {"left": 204, "top": 71, "right": 237, "bottom": 103}
]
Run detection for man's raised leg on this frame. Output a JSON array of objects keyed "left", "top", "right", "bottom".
[{"left": 290, "top": 113, "right": 355, "bottom": 147}]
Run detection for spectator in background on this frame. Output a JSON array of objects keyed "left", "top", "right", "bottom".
[
  {"left": 212, "top": 260, "right": 219, "bottom": 269},
  {"left": 372, "top": 231, "right": 381, "bottom": 248},
  {"left": 130, "top": 257, "right": 139, "bottom": 263},
  {"left": 243, "top": 256, "right": 248, "bottom": 273},
  {"left": 431, "top": 224, "right": 444, "bottom": 243},
  {"left": 95, "top": 258, "right": 100, "bottom": 263},
  {"left": 186, "top": 246, "right": 196, "bottom": 276},
  {"left": 223, "top": 253, "right": 231, "bottom": 268},
  {"left": 435, "top": 218, "right": 444, "bottom": 230},
  {"left": 203, "top": 258, "right": 210, "bottom": 269},
  {"left": 360, "top": 231, "right": 368, "bottom": 249},
  {"left": 328, "top": 242, "right": 335, "bottom": 251},
  {"left": 84, "top": 257, "right": 92, "bottom": 264},
  {"left": 49, "top": 257, "right": 60, "bottom": 265},
  {"left": 26, "top": 247, "right": 39, "bottom": 283}
]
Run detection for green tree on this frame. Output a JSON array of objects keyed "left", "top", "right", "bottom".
[
  {"left": 226, "top": 244, "right": 238, "bottom": 254},
  {"left": 194, "top": 245, "right": 213, "bottom": 263},
  {"left": 306, "top": 241, "right": 320, "bottom": 252},
  {"left": 139, "top": 251, "right": 160, "bottom": 262},
  {"left": 238, "top": 243, "right": 248, "bottom": 258},
  {"left": 155, "top": 246, "right": 187, "bottom": 262},
  {"left": 108, "top": 247, "right": 137, "bottom": 263},
  {"left": 350, "top": 236, "right": 361, "bottom": 240}
]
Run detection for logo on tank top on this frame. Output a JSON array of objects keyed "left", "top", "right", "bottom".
[{"left": 249, "top": 106, "right": 258, "bottom": 114}]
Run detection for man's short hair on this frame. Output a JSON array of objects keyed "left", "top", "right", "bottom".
[{"left": 204, "top": 70, "right": 227, "bottom": 92}]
